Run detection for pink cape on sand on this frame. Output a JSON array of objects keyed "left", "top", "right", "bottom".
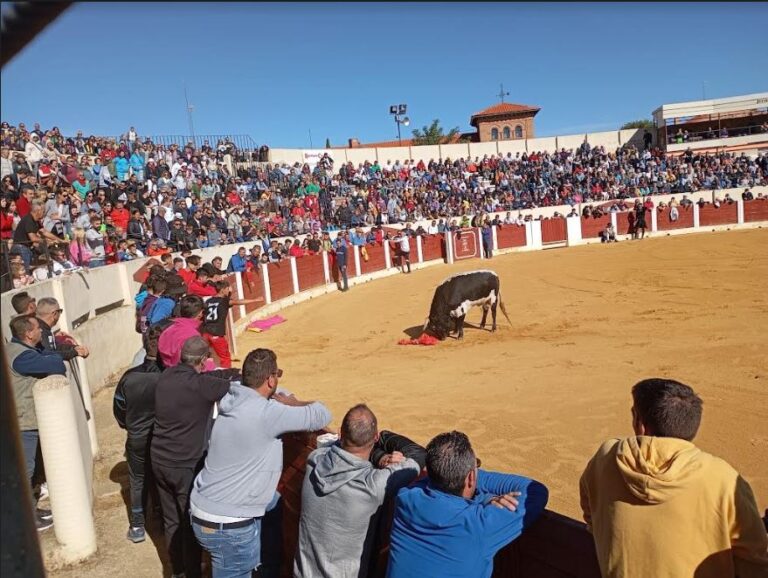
[{"left": 247, "top": 315, "right": 287, "bottom": 333}]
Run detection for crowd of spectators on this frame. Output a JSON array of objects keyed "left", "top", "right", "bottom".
[{"left": 2, "top": 119, "right": 767, "bottom": 292}]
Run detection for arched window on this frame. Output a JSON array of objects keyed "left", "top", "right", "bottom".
[
  {"left": 491, "top": 127, "right": 499, "bottom": 140},
  {"left": 502, "top": 126, "right": 511, "bottom": 140},
  {"left": 515, "top": 125, "right": 523, "bottom": 138}
]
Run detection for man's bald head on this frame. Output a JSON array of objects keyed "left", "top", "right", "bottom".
[{"left": 340, "top": 404, "right": 378, "bottom": 450}]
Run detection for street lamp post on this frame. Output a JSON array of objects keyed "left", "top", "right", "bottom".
[{"left": 389, "top": 104, "right": 410, "bottom": 145}]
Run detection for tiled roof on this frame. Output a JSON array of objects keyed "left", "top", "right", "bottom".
[{"left": 470, "top": 102, "right": 540, "bottom": 126}]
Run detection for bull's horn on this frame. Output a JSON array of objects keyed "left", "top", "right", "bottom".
[{"left": 423, "top": 316, "right": 430, "bottom": 331}]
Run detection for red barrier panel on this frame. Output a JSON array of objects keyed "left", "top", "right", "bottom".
[
  {"left": 268, "top": 261, "right": 294, "bottom": 301},
  {"left": 295, "top": 254, "right": 326, "bottom": 292},
  {"left": 744, "top": 199, "right": 768, "bottom": 223},
  {"left": 496, "top": 224, "right": 526, "bottom": 248},
  {"left": 657, "top": 207, "right": 694, "bottom": 231},
  {"left": 421, "top": 234, "right": 446, "bottom": 261},
  {"left": 226, "top": 275, "right": 242, "bottom": 323},
  {"left": 541, "top": 218, "right": 567, "bottom": 243},
  {"left": 453, "top": 228, "right": 478, "bottom": 260},
  {"left": 699, "top": 203, "right": 738, "bottom": 227},
  {"left": 580, "top": 215, "right": 611, "bottom": 239},
  {"left": 360, "top": 243, "right": 387, "bottom": 275},
  {"left": 240, "top": 269, "right": 265, "bottom": 315},
  {"left": 616, "top": 211, "right": 634, "bottom": 235}
]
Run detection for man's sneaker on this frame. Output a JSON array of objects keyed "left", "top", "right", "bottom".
[
  {"left": 36, "top": 508, "right": 53, "bottom": 521},
  {"left": 38, "top": 483, "right": 49, "bottom": 500},
  {"left": 127, "top": 526, "right": 146, "bottom": 543},
  {"left": 36, "top": 514, "right": 53, "bottom": 532}
]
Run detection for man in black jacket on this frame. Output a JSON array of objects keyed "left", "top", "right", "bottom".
[
  {"left": 36, "top": 297, "right": 89, "bottom": 361},
  {"left": 127, "top": 209, "right": 147, "bottom": 249},
  {"left": 113, "top": 326, "right": 164, "bottom": 544},
  {"left": 150, "top": 336, "right": 240, "bottom": 578}
]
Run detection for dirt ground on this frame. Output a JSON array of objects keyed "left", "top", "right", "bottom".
[{"left": 46, "top": 228, "right": 768, "bottom": 577}]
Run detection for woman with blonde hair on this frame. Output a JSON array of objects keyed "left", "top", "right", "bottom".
[{"left": 69, "top": 226, "right": 92, "bottom": 267}]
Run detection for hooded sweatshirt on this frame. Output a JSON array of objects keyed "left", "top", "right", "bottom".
[
  {"left": 580, "top": 436, "right": 768, "bottom": 578},
  {"left": 190, "top": 384, "right": 331, "bottom": 518},
  {"left": 294, "top": 444, "right": 421, "bottom": 578}
]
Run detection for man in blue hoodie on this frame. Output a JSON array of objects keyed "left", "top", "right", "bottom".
[
  {"left": 190, "top": 348, "right": 332, "bottom": 578},
  {"left": 386, "top": 430, "right": 548, "bottom": 578}
]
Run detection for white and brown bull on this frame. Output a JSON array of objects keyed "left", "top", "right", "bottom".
[{"left": 423, "top": 270, "right": 511, "bottom": 340}]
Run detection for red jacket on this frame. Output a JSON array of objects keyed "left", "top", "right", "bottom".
[
  {"left": 111, "top": 208, "right": 130, "bottom": 232},
  {"left": 178, "top": 268, "right": 196, "bottom": 287},
  {"left": 1, "top": 211, "right": 14, "bottom": 239},
  {"left": 188, "top": 279, "right": 217, "bottom": 297}
]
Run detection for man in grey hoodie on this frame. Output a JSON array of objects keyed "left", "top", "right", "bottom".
[
  {"left": 294, "top": 404, "right": 426, "bottom": 578},
  {"left": 190, "top": 348, "right": 331, "bottom": 578}
]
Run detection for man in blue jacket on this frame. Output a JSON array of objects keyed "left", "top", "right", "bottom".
[
  {"left": 226, "top": 246, "right": 248, "bottom": 273},
  {"left": 334, "top": 236, "right": 349, "bottom": 292},
  {"left": 386, "top": 430, "right": 548, "bottom": 578}
]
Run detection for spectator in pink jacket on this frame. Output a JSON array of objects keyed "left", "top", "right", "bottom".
[
  {"left": 157, "top": 295, "right": 215, "bottom": 370},
  {"left": 69, "top": 227, "right": 92, "bottom": 267}
]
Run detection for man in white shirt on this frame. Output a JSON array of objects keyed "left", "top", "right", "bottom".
[
  {"left": 427, "top": 220, "right": 439, "bottom": 235},
  {"left": 394, "top": 229, "right": 411, "bottom": 274}
]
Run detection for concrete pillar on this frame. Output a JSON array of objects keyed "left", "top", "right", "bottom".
[
  {"left": 693, "top": 203, "right": 700, "bottom": 229},
  {"left": 416, "top": 235, "right": 424, "bottom": 263},
  {"left": 525, "top": 221, "right": 543, "bottom": 250},
  {"left": 353, "top": 245, "right": 361, "bottom": 277},
  {"left": 566, "top": 216, "right": 583, "bottom": 246},
  {"left": 322, "top": 250, "right": 331, "bottom": 284},
  {"left": 737, "top": 200, "right": 745, "bottom": 224},
  {"left": 445, "top": 231, "right": 455, "bottom": 264},
  {"left": 383, "top": 240, "right": 392, "bottom": 269},
  {"left": 261, "top": 263, "right": 272, "bottom": 304},
  {"left": 651, "top": 207, "right": 658, "bottom": 232},
  {"left": 491, "top": 225, "right": 499, "bottom": 251},
  {"left": 610, "top": 211, "right": 618, "bottom": 233},
  {"left": 289, "top": 257, "right": 300, "bottom": 294},
  {"left": 477, "top": 228, "right": 484, "bottom": 260},
  {"left": 234, "top": 272, "right": 246, "bottom": 318}
]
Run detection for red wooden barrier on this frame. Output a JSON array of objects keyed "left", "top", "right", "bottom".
[
  {"left": 359, "top": 244, "right": 387, "bottom": 275},
  {"left": 421, "top": 234, "right": 446, "bottom": 262},
  {"left": 240, "top": 269, "right": 265, "bottom": 315},
  {"left": 226, "top": 274, "right": 242, "bottom": 322},
  {"left": 657, "top": 207, "right": 694, "bottom": 231},
  {"left": 453, "top": 228, "right": 479, "bottom": 260},
  {"left": 496, "top": 224, "right": 526, "bottom": 249},
  {"left": 295, "top": 254, "right": 326, "bottom": 292},
  {"left": 580, "top": 215, "right": 611, "bottom": 239},
  {"left": 541, "top": 218, "right": 567, "bottom": 243},
  {"left": 268, "top": 261, "right": 294, "bottom": 302},
  {"left": 616, "top": 211, "right": 634, "bottom": 236},
  {"left": 743, "top": 199, "right": 768, "bottom": 223},
  {"left": 699, "top": 203, "right": 738, "bottom": 227}
]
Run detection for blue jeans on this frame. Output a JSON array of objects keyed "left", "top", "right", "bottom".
[
  {"left": 21, "top": 430, "right": 39, "bottom": 509},
  {"left": 192, "top": 493, "right": 281, "bottom": 578},
  {"left": 12, "top": 244, "right": 34, "bottom": 269}
]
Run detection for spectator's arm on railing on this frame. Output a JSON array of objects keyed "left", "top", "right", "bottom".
[{"left": 370, "top": 430, "right": 427, "bottom": 470}]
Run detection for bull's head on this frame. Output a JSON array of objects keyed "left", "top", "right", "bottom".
[{"left": 423, "top": 314, "right": 452, "bottom": 341}]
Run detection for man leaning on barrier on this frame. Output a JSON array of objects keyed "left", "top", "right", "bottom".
[
  {"left": 386, "top": 430, "right": 549, "bottom": 578},
  {"left": 7, "top": 314, "right": 67, "bottom": 532}
]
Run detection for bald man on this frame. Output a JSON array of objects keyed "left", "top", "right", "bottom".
[{"left": 294, "top": 404, "right": 426, "bottom": 578}]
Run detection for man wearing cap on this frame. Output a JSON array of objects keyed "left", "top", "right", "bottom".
[{"left": 151, "top": 336, "right": 241, "bottom": 578}]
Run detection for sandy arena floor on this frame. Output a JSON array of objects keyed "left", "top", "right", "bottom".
[{"left": 47, "top": 228, "right": 767, "bottom": 577}]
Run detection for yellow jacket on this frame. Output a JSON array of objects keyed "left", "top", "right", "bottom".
[{"left": 580, "top": 436, "right": 768, "bottom": 578}]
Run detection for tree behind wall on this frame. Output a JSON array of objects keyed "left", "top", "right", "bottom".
[
  {"left": 620, "top": 119, "right": 654, "bottom": 130},
  {"left": 411, "top": 119, "right": 460, "bottom": 146}
]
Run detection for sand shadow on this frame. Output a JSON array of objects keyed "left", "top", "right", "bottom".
[
  {"left": 402, "top": 325, "right": 425, "bottom": 339},
  {"left": 109, "top": 460, "right": 173, "bottom": 577}
]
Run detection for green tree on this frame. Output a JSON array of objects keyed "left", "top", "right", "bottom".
[
  {"left": 411, "top": 119, "right": 461, "bottom": 146},
  {"left": 620, "top": 119, "right": 654, "bottom": 130},
  {"left": 325, "top": 137, "right": 331, "bottom": 149}
]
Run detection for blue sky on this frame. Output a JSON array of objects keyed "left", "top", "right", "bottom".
[{"left": 2, "top": 2, "right": 767, "bottom": 147}]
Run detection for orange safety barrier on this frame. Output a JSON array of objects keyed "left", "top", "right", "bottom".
[
  {"left": 699, "top": 202, "right": 738, "bottom": 227},
  {"left": 295, "top": 254, "right": 326, "bottom": 292},
  {"left": 744, "top": 199, "right": 768, "bottom": 222},
  {"left": 421, "top": 234, "right": 447, "bottom": 262},
  {"left": 360, "top": 243, "right": 387, "bottom": 275},
  {"left": 657, "top": 207, "right": 694, "bottom": 231},
  {"left": 277, "top": 432, "right": 601, "bottom": 578},
  {"left": 579, "top": 215, "right": 611, "bottom": 239},
  {"left": 541, "top": 218, "right": 567, "bottom": 243},
  {"left": 496, "top": 224, "right": 527, "bottom": 249},
  {"left": 268, "top": 261, "right": 295, "bottom": 301}
]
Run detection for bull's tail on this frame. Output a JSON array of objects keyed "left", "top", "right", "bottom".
[{"left": 498, "top": 295, "right": 512, "bottom": 326}]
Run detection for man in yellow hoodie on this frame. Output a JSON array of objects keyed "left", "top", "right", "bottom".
[{"left": 580, "top": 378, "right": 767, "bottom": 578}]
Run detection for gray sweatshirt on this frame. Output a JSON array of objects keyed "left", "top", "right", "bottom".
[
  {"left": 190, "top": 384, "right": 331, "bottom": 518},
  {"left": 294, "top": 444, "right": 420, "bottom": 578}
]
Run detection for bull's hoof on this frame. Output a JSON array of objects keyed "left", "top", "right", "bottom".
[{"left": 491, "top": 326, "right": 497, "bottom": 332}]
